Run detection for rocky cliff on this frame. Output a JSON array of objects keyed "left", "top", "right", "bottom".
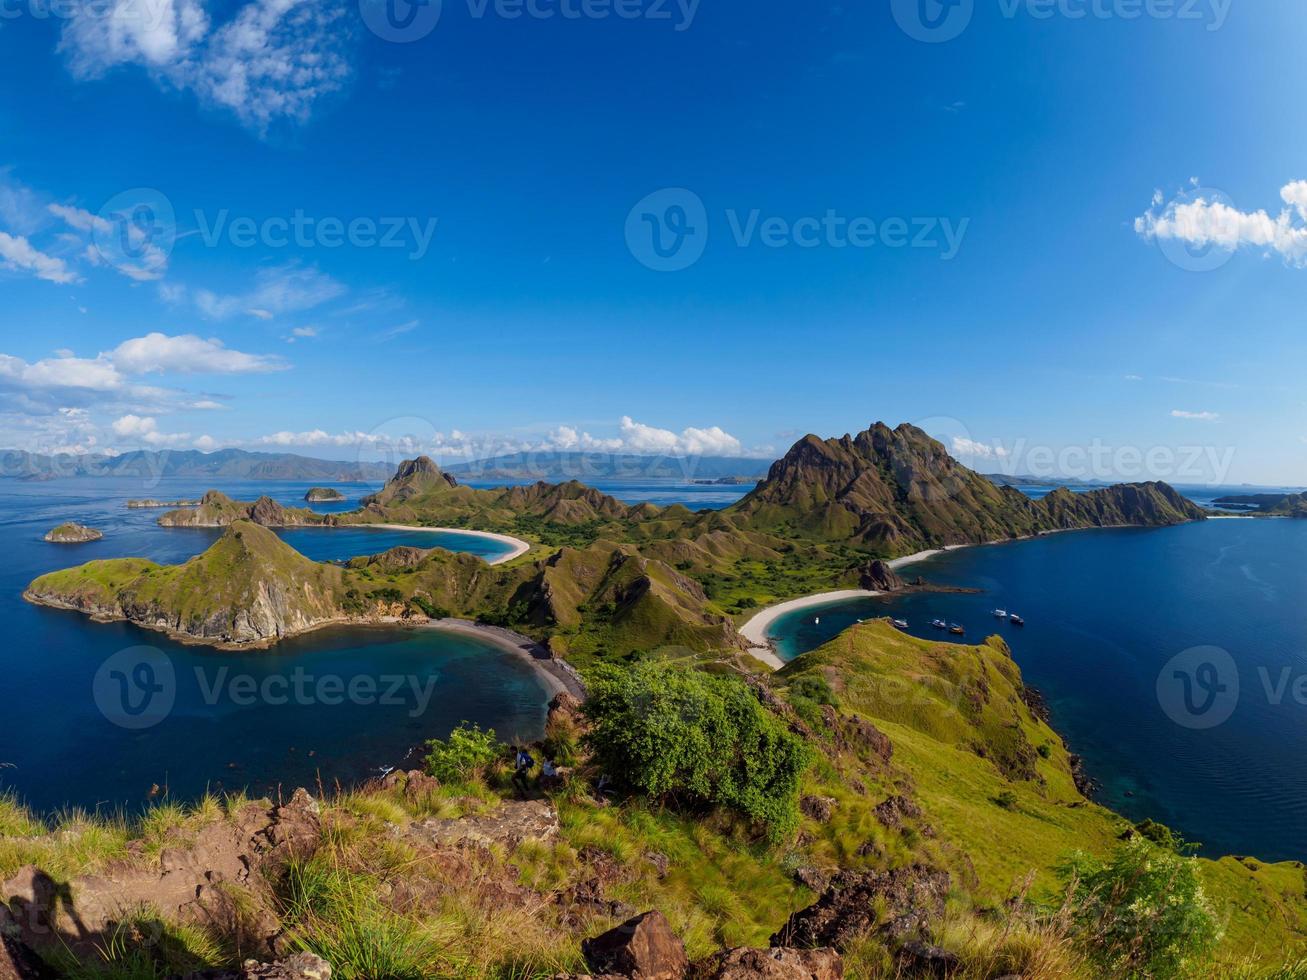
[{"left": 158, "top": 490, "right": 326, "bottom": 528}]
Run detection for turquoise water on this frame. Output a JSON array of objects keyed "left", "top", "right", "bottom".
[
  {"left": 0, "top": 478, "right": 542, "bottom": 813},
  {"left": 769, "top": 519, "right": 1307, "bottom": 861}
]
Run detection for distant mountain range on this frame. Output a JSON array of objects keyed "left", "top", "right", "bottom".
[
  {"left": 445, "top": 451, "right": 773, "bottom": 482},
  {"left": 0, "top": 448, "right": 393, "bottom": 483}
]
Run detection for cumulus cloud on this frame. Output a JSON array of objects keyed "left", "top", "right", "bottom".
[
  {"left": 1136, "top": 180, "right": 1307, "bottom": 267},
  {"left": 951, "top": 436, "right": 1010, "bottom": 460},
  {"left": 1171, "top": 409, "right": 1220, "bottom": 422},
  {"left": 0, "top": 231, "right": 78, "bottom": 284},
  {"left": 616, "top": 416, "right": 744, "bottom": 456},
  {"left": 110, "top": 414, "right": 194, "bottom": 446},
  {"left": 110, "top": 332, "right": 285, "bottom": 374},
  {"left": 58, "top": 0, "right": 352, "bottom": 134}
]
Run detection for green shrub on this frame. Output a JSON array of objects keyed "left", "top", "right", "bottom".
[
  {"left": 994, "top": 790, "right": 1018, "bottom": 810},
  {"left": 424, "top": 724, "right": 502, "bottom": 784},
  {"left": 582, "top": 662, "right": 811, "bottom": 842},
  {"left": 1058, "top": 836, "right": 1220, "bottom": 978}
]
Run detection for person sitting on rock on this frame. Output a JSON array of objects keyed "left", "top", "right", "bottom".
[{"left": 511, "top": 746, "right": 535, "bottom": 797}]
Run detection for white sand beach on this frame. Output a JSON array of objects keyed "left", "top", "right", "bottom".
[{"left": 366, "top": 524, "right": 531, "bottom": 564}]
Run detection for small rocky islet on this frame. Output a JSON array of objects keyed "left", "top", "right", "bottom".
[{"left": 42, "top": 522, "right": 102, "bottom": 544}]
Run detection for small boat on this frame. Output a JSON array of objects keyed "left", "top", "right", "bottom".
[
  {"left": 814, "top": 616, "right": 820, "bottom": 625},
  {"left": 1009, "top": 614, "right": 1025, "bottom": 626},
  {"left": 949, "top": 623, "right": 965, "bottom": 635},
  {"left": 892, "top": 619, "right": 909, "bottom": 630},
  {"left": 931, "top": 619, "right": 948, "bottom": 630},
  {"left": 992, "top": 609, "right": 1008, "bottom": 618}
]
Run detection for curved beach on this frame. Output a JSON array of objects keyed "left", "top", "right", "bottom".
[
  {"left": 737, "top": 547, "right": 954, "bottom": 669},
  {"left": 362, "top": 524, "right": 531, "bottom": 564},
  {"left": 423, "top": 618, "right": 584, "bottom": 700}
]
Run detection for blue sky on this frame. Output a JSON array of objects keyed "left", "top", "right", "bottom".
[{"left": 1, "top": 0, "right": 1305, "bottom": 483}]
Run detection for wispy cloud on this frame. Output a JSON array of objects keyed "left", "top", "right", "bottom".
[
  {"left": 58, "top": 0, "right": 353, "bottom": 134},
  {"left": 1171, "top": 409, "right": 1221, "bottom": 422},
  {"left": 0, "top": 231, "right": 78, "bottom": 284},
  {"left": 169, "top": 263, "right": 346, "bottom": 320}
]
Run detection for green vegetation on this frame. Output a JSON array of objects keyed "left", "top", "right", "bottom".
[
  {"left": 1058, "top": 836, "right": 1221, "bottom": 978},
  {"left": 583, "top": 662, "right": 811, "bottom": 841},
  {"left": 424, "top": 723, "right": 503, "bottom": 783}
]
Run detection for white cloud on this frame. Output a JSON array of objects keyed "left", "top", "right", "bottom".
[
  {"left": 193, "top": 434, "right": 217, "bottom": 450},
  {"left": 0, "top": 231, "right": 78, "bottom": 284},
  {"left": 951, "top": 436, "right": 1010, "bottom": 460},
  {"left": 110, "top": 413, "right": 193, "bottom": 446},
  {"left": 1171, "top": 409, "right": 1220, "bottom": 422},
  {"left": 59, "top": 0, "right": 351, "bottom": 134},
  {"left": 110, "top": 332, "right": 285, "bottom": 374},
  {"left": 52, "top": 200, "right": 170, "bottom": 282},
  {"left": 1136, "top": 181, "right": 1307, "bottom": 267}
]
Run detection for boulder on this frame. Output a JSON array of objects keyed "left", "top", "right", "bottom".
[
  {"left": 896, "top": 940, "right": 960, "bottom": 976},
  {"left": 42, "top": 523, "right": 101, "bottom": 543},
  {"left": 873, "top": 795, "right": 922, "bottom": 830},
  {"left": 799, "top": 796, "right": 837, "bottom": 823},
  {"left": 0, "top": 929, "right": 52, "bottom": 980},
  {"left": 691, "top": 947, "right": 843, "bottom": 980},
  {"left": 770, "top": 866, "right": 950, "bottom": 952},
  {"left": 581, "top": 910, "right": 688, "bottom": 980}
]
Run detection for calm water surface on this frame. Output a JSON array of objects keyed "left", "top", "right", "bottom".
[{"left": 770, "top": 519, "right": 1307, "bottom": 861}]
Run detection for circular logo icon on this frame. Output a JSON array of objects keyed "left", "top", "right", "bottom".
[
  {"left": 891, "top": 0, "right": 974, "bottom": 43},
  {"left": 1154, "top": 186, "right": 1238, "bottom": 273},
  {"left": 353, "top": 414, "right": 447, "bottom": 493},
  {"left": 359, "top": 0, "right": 442, "bottom": 42},
  {"left": 1156, "top": 645, "right": 1239, "bottom": 730},
  {"left": 93, "top": 646, "right": 177, "bottom": 731},
  {"left": 625, "top": 188, "right": 709, "bottom": 272},
  {"left": 92, "top": 188, "right": 175, "bottom": 281}
]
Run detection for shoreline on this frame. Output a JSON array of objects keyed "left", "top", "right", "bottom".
[
  {"left": 418, "top": 618, "right": 585, "bottom": 701},
  {"left": 330, "top": 523, "right": 532, "bottom": 565},
  {"left": 737, "top": 522, "right": 1204, "bottom": 670}
]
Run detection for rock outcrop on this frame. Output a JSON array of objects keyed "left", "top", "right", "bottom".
[
  {"left": 158, "top": 491, "right": 324, "bottom": 528},
  {"left": 581, "top": 911, "right": 688, "bottom": 980},
  {"left": 770, "top": 865, "right": 950, "bottom": 952},
  {"left": 303, "top": 487, "right": 345, "bottom": 502},
  {"left": 41, "top": 523, "right": 102, "bottom": 543},
  {"left": 690, "top": 946, "right": 843, "bottom": 980}
]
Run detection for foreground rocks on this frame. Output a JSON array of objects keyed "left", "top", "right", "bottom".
[
  {"left": 770, "top": 865, "right": 950, "bottom": 952},
  {"left": 581, "top": 911, "right": 688, "bottom": 980},
  {"left": 690, "top": 947, "right": 843, "bottom": 979},
  {"left": 1, "top": 789, "right": 321, "bottom": 961},
  {"left": 186, "top": 953, "right": 333, "bottom": 979},
  {"left": 41, "top": 523, "right": 102, "bottom": 543}
]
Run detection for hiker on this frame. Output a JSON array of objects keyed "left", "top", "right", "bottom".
[{"left": 512, "top": 745, "right": 535, "bottom": 797}]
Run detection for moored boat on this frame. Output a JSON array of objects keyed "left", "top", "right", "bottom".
[
  {"left": 949, "top": 623, "right": 965, "bottom": 635},
  {"left": 992, "top": 608, "right": 1008, "bottom": 618},
  {"left": 892, "top": 618, "right": 909, "bottom": 629},
  {"left": 1009, "top": 613, "right": 1025, "bottom": 626},
  {"left": 931, "top": 619, "right": 948, "bottom": 630}
]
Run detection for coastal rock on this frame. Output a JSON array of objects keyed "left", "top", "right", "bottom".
[
  {"left": 690, "top": 947, "right": 843, "bottom": 980},
  {"left": 856, "top": 559, "right": 905, "bottom": 592},
  {"left": 770, "top": 865, "right": 950, "bottom": 952},
  {"left": 42, "top": 523, "right": 101, "bottom": 543},
  {"left": 581, "top": 910, "right": 688, "bottom": 980},
  {"left": 127, "top": 498, "right": 201, "bottom": 509},
  {"left": 303, "top": 487, "right": 345, "bottom": 502}
]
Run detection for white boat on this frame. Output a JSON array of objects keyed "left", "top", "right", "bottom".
[
  {"left": 814, "top": 616, "right": 820, "bottom": 625},
  {"left": 992, "top": 609, "right": 1008, "bottom": 618},
  {"left": 892, "top": 619, "right": 909, "bottom": 629}
]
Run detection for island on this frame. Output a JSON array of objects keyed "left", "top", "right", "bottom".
[
  {"left": 1213, "top": 491, "right": 1307, "bottom": 516},
  {"left": 22, "top": 422, "right": 1295, "bottom": 980},
  {"left": 304, "top": 486, "right": 346, "bottom": 502},
  {"left": 126, "top": 498, "right": 202, "bottom": 509},
  {"left": 42, "top": 522, "right": 103, "bottom": 543}
]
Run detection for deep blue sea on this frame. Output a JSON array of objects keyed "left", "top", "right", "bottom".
[
  {"left": 769, "top": 518, "right": 1307, "bottom": 862},
  {"left": 0, "top": 478, "right": 547, "bottom": 814}
]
